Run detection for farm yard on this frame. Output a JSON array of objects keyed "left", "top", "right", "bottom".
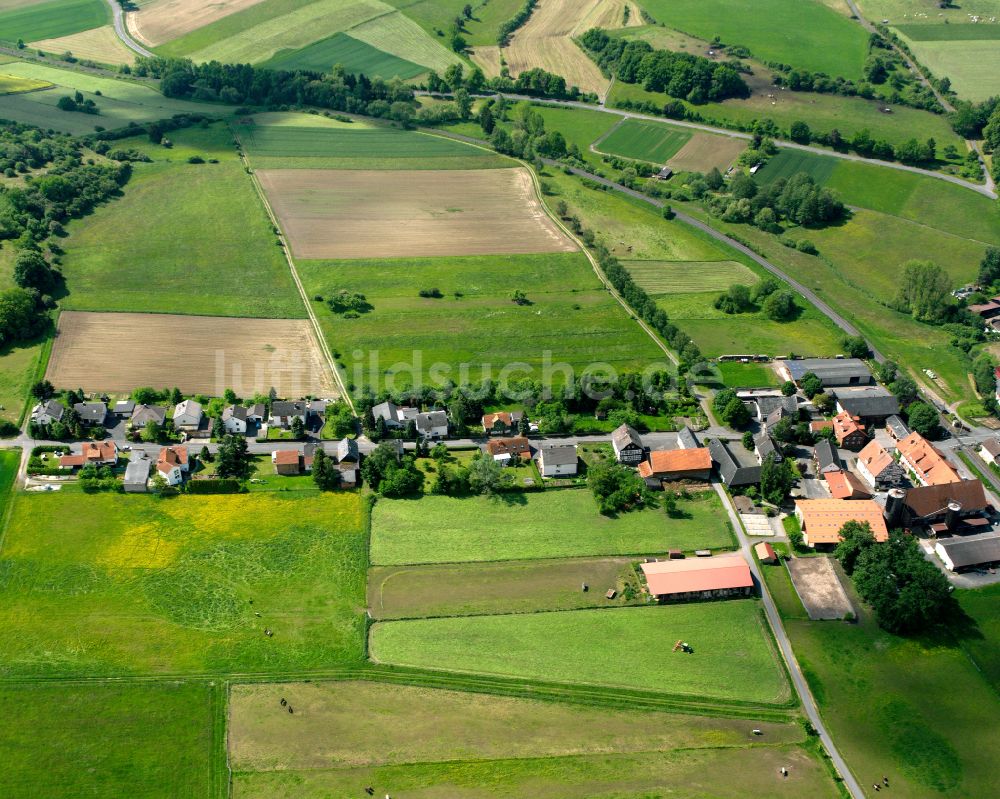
[
  {"left": 297, "top": 251, "right": 666, "bottom": 394},
  {"left": 0, "top": 491, "right": 367, "bottom": 677},
  {"left": 369, "top": 489, "right": 733, "bottom": 565},
  {"left": 370, "top": 602, "right": 790, "bottom": 701},
  {"left": 46, "top": 311, "right": 335, "bottom": 397},
  {"left": 368, "top": 557, "right": 644, "bottom": 619},
  {"left": 0, "top": 681, "right": 222, "bottom": 799},
  {"left": 257, "top": 167, "right": 576, "bottom": 259}
]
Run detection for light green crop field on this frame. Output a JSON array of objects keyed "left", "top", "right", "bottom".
[
  {"left": 0, "top": 449, "right": 18, "bottom": 516},
  {"left": 657, "top": 291, "right": 843, "bottom": 358},
  {"left": 346, "top": 8, "right": 463, "bottom": 73},
  {"left": 0, "top": 491, "right": 366, "bottom": 676},
  {"left": 625, "top": 259, "right": 756, "bottom": 294},
  {"left": 58, "top": 155, "right": 306, "bottom": 318},
  {"left": 371, "top": 603, "right": 790, "bottom": 702},
  {"left": 0, "top": 681, "right": 222, "bottom": 799},
  {"left": 0, "top": 61, "right": 217, "bottom": 134},
  {"left": 755, "top": 149, "right": 840, "bottom": 185},
  {"left": 261, "top": 31, "right": 426, "bottom": 79},
  {"left": 0, "top": 337, "right": 44, "bottom": 426},
  {"left": 0, "top": 0, "right": 106, "bottom": 44},
  {"left": 897, "top": 29, "right": 1000, "bottom": 102},
  {"left": 597, "top": 118, "right": 692, "bottom": 163},
  {"left": 298, "top": 252, "right": 667, "bottom": 394},
  {"left": 368, "top": 557, "right": 647, "bottom": 619},
  {"left": 236, "top": 122, "right": 511, "bottom": 169},
  {"left": 369, "top": 489, "right": 733, "bottom": 565},
  {"left": 638, "top": 0, "right": 869, "bottom": 78},
  {"left": 715, "top": 360, "right": 782, "bottom": 388},
  {"left": 0, "top": 74, "right": 50, "bottom": 94},
  {"left": 609, "top": 80, "right": 965, "bottom": 152}
]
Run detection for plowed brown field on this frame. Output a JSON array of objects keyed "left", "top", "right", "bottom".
[
  {"left": 47, "top": 311, "right": 336, "bottom": 397},
  {"left": 257, "top": 167, "right": 577, "bottom": 259}
]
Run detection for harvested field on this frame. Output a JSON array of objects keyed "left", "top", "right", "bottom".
[
  {"left": 130, "top": 0, "right": 268, "bottom": 47},
  {"left": 625, "top": 260, "right": 756, "bottom": 294},
  {"left": 257, "top": 167, "right": 576, "bottom": 259},
  {"left": 31, "top": 25, "right": 135, "bottom": 66},
  {"left": 46, "top": 311, "right": 335, "bottom": 397},
  {"left": 368, "top": 557, "right": 642, "bottom": 619},
  {"left": 229, "top": 680, "right": 803, "bottom": 772},
  {"left": 667, "top": 133, "right": 748, "bottom": 173},
  {"left": 502, "top": 0, "right": 640, "bottom": 97},
  {"left": 785, "top": 557, "right": 853, "bottom": 621}
]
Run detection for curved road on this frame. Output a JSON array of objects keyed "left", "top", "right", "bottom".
[{"left": 105, "top": 0, "right": 153, "bottom": 58}]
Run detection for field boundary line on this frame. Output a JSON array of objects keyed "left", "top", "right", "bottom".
[{"left": 231, "top": 125, "right": 354, "bottom": 414}]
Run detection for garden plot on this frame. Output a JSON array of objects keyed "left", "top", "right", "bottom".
[
  {"left": 257, "top": 167, "right": 576, "bottom": 259},
  {"left": 46, "top": 311, "right": 335, "bottom": 397}
]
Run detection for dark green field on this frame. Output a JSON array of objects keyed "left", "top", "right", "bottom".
[
  {"left": 0, "top": 681, "right": 222, "bottom": 799},
  {"left": 0, "top": 0, "right": 106, "bottom": 44},
  {"left": 262, "top": 31, "right": 426, "bottom": 78},
  {"left": 755, "top": 150, "right": 839, "bottom": 186}
]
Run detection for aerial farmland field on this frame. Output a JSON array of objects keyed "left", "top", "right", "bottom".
[
  {"left": 46, "top": 311, "right": 335, "bottom": 397},
  {"left": 597, "top": 119, "right": 692, "bottom": 163},
  {"left": 625, "top": 260, "right": 756, "bottom": 294},
  {"left": 0, "top": 0, "right": 107, "bottom": 44},
  {"left": 369, "top": 489, "right": 733, "bottom": 565},
  {"left": 30, "top": 25, "right": 135, "bottom": 66},
  {"left": 0, "top": 491, "right": 366, "bottom": 677},
  {"left": 260, "top": 31, "right": 426, "bottom": 78},
  {"left": 130, "top": 0, "right": 269, "bottom": 47},
  {"left": 371, "top": 602, "right": 790, "bottom": 702},
  {"left": 257, "top": 167, "right": 576, "bottom": 259}
]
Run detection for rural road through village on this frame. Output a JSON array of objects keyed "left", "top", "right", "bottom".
[{"left": 104, "top": 0, "right": 153, "bottom": 58}]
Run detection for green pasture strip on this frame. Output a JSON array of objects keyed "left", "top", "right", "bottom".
[
  {"left": 0, "top": 0, "right": 107, "bottom": 44},
  {"left": 625, "top": 259, "right": 756, "bottom": 294}
]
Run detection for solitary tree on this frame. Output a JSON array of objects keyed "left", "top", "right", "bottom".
[{"left": 312, "top": 449, "right": 340, "bottom": 490}]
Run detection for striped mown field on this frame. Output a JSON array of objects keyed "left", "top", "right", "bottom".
[{"left": 625, "top": 260, "right": 756, "bottom": 294}]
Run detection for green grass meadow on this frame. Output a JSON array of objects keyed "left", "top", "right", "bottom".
[
  {"left": 638, "top": 0, "right": 869, "bottom": 78},
  {"left": 0, "top": 0, "right": 106, "bottom": 44},
  {"left": 896, "top": 27, "right": 1000, "bottom": 102},
  {"left": 298, "top": 252, "right": 667, "bottom": 394},
  {"left": 0, "top": 491, "right": 367, "bottom": 676},
  {"left": 371, "top": 602, "right": 789, "bottom": 702},
  {"left": 261, "top": 31, "right": 426, "bottom": 78},
  {"left": 58, "top": 156, "right": 306, "bottom": 318},
  {"left": 598, "top": 119, "right": 692, "bottom": 164},
  {"left": 0, "top": 681, "right": 223, "bottom": 799},
  {"left": 369, "top": 489, "right": 733, "bottom": 565},
  {"left": 625, "top": 259, "right": 756, "bottom": 294}
]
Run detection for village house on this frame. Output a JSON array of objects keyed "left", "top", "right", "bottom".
[
  {"left": 979, "top": 438, "right": 1000, "bottom": 467},
  {"left": 222, "top": 405, "right": 249, "bottom": 434},
  {"left": 830, "top": 386, "right": 900, "bottom": 425},
  {"left": 481, "top": 411, "right": 524, "bottom": 436},
  {"left": 638, "top": 448, "right": 712, "bottom": 487},
  {"left": 753, "top": 432, "right": 782, "bottom": 465},
  {"left": 247, "top": 403, "right": 267, "bottom": 424},
  {"left": 611, "top": 423, "right": 644, "bottom": 465},
  {"left": 885, "top": 415, "right": 910, "bottom": 441},
  {"left": 809, "top": 419, "right": 834, "bottom": 436},
  {"left": 372, "top": 401, "right": 448, "bottom": 439},
  {"left": 485, "top": 436, "right": 531, "bottom": 465},
  {"left": 794, "top": 498, "right": 889, "bottom": 548},
  {"left": 708, "top": 439, "right": 761, "bottom": 487},
  {"left": 124, "top": 453, "right": 151, "bottom": 493},
  {"left": 73, "top": 402, "right": 108, "bottom": 427},
  {"left": 935, "top": 534, "right": 1000, "bottom": 572},
  {"left": 676, "top": 425, "right": 699, "bottom": 449},
  {"left": 777, "top": 358, "right": 873, "bottom": 388},
  {"left": 130, "top": 404, "right": 166, "bottom": 430},
  {"left": 156, "top": 446, "right": 189, "bottom": 486},
  {"left": 336, "top": 437, "right": 359, "bottom": 464},
  {"left": 890, "top": 479, "right": 989, "bottom": 532},
  {"left": 172, "top": 399, "right": 203, "bottom": 432},
  {"left": 537, "top": 444, "right": 578, "bottom": 477},
  {"left": 832, "top": 412, "right": 868, "bottom": 451},
  {"left": 371, "top": 400, "right": 409, "bottom": 428},
  {"left": 855, "top": 440, "right": 906, "bottom": 489},
  {"left": 31, "top": 399, "right": 65, "bottom": 426},
  {"left": 113, "top": 399, "right": 135, "bottom": 418},
  {"left": 413, "top": 410, "right": 449, "bottom": 440},
  {"left": 761, "top": 396, "right": 799, "bottom": 430},
  {"left": 813, "top": 439, "right": 842, "bottom": 475},
  {"left": 897, "top": 431, "right": 960, "bottom": 486},
  {"left": 824, "top": 470, "right": 873, "bottom": 500},
  {"left": 268, "top": 400, "right": 307, "bottom": 429},
  {"left": 640, "top": 554, "right": 754, "bottom": 602},
  {"left": 59, "top": 440, "right": 118, "bottom": 469}
]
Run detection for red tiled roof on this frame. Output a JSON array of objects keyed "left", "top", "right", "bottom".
[
  {"left": 796, "top": 499, "right": 889, "bottom": 544},
  {"left": 485, "top": 436, "right": 530, "bottom": 456},
  {"left": 273, "top": 450, "right": 300, "bottom": 466},
  {"left": 897, "top": 432, "right": 960, "bottom": 486},
  {"left": 824, "top": 470, "right": 872, "bottom": 499},
  {"left": 639, "top": 448, "right": 711, "bottom": 477},
  {"left": 832, "top": 412, "right": 865, "bottom": 444},
  {"left": 755, "top": 542, "right": 776, "bottom": 561},
  {"left": 640, "top": 554, "right": 753, "bottom": 597}
]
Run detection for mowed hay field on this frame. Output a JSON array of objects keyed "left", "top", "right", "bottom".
[
  {"left": 625, "top": 259, "right": 756, "bottom": 294},
  {"left": 46, "top": 311, "right": 335, "bottom": 396},
  {"left": 0, "top": 682, "right": 222, "bottom": 799},
  {"left": 298, "top": 252, "right": 667, "bottom": 394},
  {"left": 371, "top": 603, "right": 790, "bottom": 702},
  {"left": 0, "top": 491, "right": 367, "bottom": 676},
  {"left": 368, "top": 557, "right": 645, "bottom": 619},
  {"left": 369, "top": 489, "right": 733, "bottom": 565},
  {"left": 258, "top": 167, "right": 576, "bottom": 259},
  {"left": 895, "top": 24, "right": 1000, "bottom": 102},
  {"left": 597, "top": 119, "right": 691, "bottom": 163},
  {"left": 495, "top": 0, "right": 640, "bottom": 97},
  {"left": 30, "top": 25, "right": 135, "bottom": 66},
  {"left": 131, "top": 0, "right": 268, "bottom": 47},
  {"left": 229, "top": 682, "right": 837, "bottom": 799}
]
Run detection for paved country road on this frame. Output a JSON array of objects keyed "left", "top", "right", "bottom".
[
  {"left": 715, "top": 483, "right": 866, "bottom": 799},
  {"left": 104, "top": 0, "right": 153, "bottom": 58}
]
